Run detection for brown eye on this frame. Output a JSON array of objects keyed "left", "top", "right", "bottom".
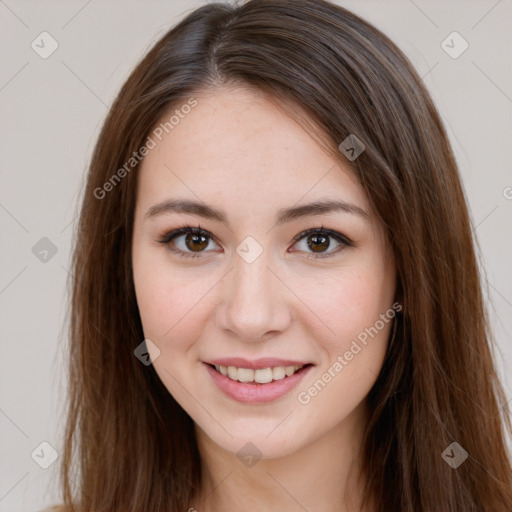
[
  {"left": 159, "top": 225, "right": 352, "bottom": 260},
  {"left": 291, "top": 227, "right": 352, "bottom": 259},
  {"left": 158, "top": 226, "right": 218, "bottom": 258},
  {"left": 306, "top": 233, "right": 331, "bottom": 253},
  {"left": 184, "top": 232, "right": 209, "bottom": 252}
]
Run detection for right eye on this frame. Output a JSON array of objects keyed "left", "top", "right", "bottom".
[{"left": 158, "top": 225, "right": 220, "bottom": 258}]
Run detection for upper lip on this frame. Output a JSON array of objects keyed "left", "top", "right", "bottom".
[{"left": 205, "top": 357, "right": 313, "bottom": 370}]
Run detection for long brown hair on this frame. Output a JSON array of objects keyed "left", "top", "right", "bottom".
[{"left": 59, "top": 1, "right": 512, "bottom": 510}]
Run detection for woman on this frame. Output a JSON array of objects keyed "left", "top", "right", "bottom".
[{"left": 46, "top": 0, "right": 512, "bottom": 510}]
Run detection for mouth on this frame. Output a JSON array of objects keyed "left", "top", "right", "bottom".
[
  {"left": 204, "top": 360, "right": 314, "bottom": 404},
  {"left": 207, "top": 363, "right": 313, "bottom": 384}
]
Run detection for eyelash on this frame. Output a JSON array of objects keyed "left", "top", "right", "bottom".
[{"left": 157, "top": 224, "right": 353, "bottom": 260}]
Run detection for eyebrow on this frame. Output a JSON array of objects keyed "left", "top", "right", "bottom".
[{"left": 144, "top": 198, "right": 369, "bottom": 226}]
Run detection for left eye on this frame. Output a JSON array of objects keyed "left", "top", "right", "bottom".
[
  {"left": 290, "top": 227, "right": 351, "bottom": 259},
  {"left": 158, "top": 225, "right": 352, "bottom": 259}
]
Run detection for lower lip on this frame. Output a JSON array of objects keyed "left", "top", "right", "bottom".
[{"left": 204, "top": 363, "right": 313, "bottom": 404}]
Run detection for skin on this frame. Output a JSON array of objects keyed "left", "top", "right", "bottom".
[{"left": 132, "top": 86, "right": 397, "bottom": 512}]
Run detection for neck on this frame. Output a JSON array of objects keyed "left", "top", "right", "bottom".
[{"left": 191, "top": 401, "right": 373, "bottom": 512}]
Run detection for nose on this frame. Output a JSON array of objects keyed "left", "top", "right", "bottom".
[{"left": 215, "top": 245, "right": 292, "bottom": 342}]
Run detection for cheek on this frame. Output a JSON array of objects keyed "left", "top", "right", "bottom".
[
  {"left": 295, "top": 275, "right": 394, "bottom": 415},
  {"left": 132, "top": 253, "right": 214, "bottom": 352},
  {"left": 305, "top": 268, "right": 393, "bottom": 349}
]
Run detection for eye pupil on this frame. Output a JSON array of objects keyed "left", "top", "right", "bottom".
[
  {"left": 307, "top": 234, "right": 329, "bottom": 253},
  {"left": 186, "top": 233, "right": 209, "bottom": 251},
  {"left": 162, "top": 226, "right": 347, "bottom": 260}
]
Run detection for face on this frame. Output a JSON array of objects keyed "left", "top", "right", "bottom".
[{"left": 132, "top": 86, "right": 397, "bottom": 459}]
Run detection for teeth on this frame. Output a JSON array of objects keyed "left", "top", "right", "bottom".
[
  {"left": 285, "top": 366, "right": 296, "bottom": 377},
  {"left": 237, "top": 368, "right": 254, "bottom": 382},
  {"left": 272, "top": 366, "right": 285, "bottom": 380},
  {"left": 254, "top": 368, "right": 273, "bottom": 383},
  {"left": 214, "top": 364, "right": 306, "bottom": 383},
  {"left": 227, "top": 366, "right": 238, "bottom": 380}
]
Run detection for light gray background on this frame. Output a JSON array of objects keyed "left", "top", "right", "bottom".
[{"left": 0, "top": 1, "right": 510, "bottom": 510}]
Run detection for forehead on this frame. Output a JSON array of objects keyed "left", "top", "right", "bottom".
[{"left": 137, "top": 87, "right": 369, "bottom": 216}]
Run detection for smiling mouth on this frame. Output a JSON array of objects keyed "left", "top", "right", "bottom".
[{"left": 208, "top": 363, "right": 313, "bottom": 384}]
